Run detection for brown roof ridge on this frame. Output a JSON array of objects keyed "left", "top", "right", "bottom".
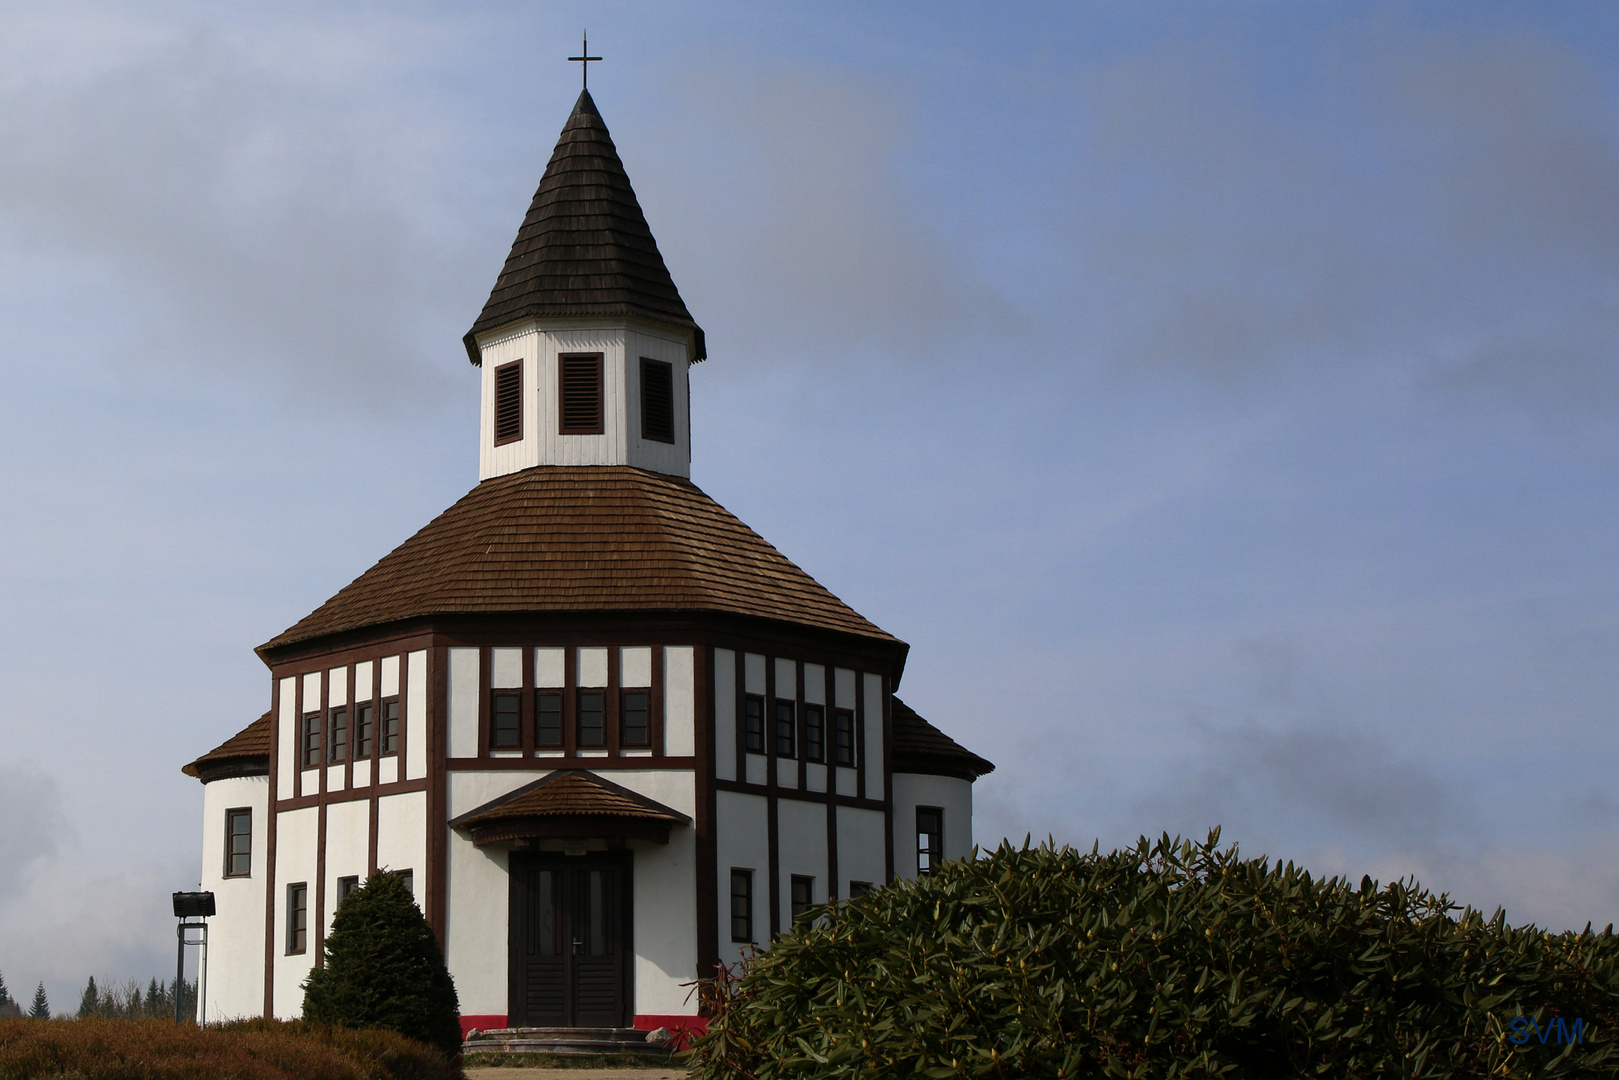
[
  {"left": 258, "top": 465, "right": 901, "bottom": 653},
  {"left": 182, "top": 712, "right": 272, "bottom": 781},
  {"left": 463, "top": 88, "right": 705, "bottom": 363},
  {"left": 890, "top": 696, "right": 995, "bottom": 780}
]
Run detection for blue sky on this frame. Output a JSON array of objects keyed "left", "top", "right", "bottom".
[{"left": 2, "top": 0, "right": 1618, "bottom": 1002}]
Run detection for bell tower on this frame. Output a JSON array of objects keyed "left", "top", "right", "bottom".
[{"left": 464, "top": 90, "right": 706, "bottom": 481}]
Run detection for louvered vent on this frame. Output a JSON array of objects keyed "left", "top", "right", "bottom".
[
  {"left": 493, "top": 361, "right": 523, "bottom": 445},
  {"left": 640, "top": 358, "right": 675, "bottom": 444},
  {"left": 559, "top": 353, "right": 604, "bottom": 434}
]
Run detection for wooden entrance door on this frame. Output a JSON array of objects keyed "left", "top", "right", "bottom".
[{"left": 508, "top": 853, "right": 631, "bottom": 1028}]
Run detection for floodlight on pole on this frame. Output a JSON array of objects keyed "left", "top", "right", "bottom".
[{"left": 172, "top": 891, "right": 214, "bottom": 1025}]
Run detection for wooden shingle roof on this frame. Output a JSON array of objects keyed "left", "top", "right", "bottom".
[
  {"left": 463, "top": 89, "right": 705, "bottom": 363},
  {"left": 182, "top": 712, "right": 271, "bottom": 782},
  {"left": 260, "top": 466, "right": 899, "bottom": 652},
  {"left": 891, "top": 697, "right": 995, "bottom": 780},
  {"left": 449, "top": 771, "right": 690, "bottom": 829}
]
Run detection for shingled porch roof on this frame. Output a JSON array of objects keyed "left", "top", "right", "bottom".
[
  {"left": 260, "top": 465, "right": 899, "bottom": 653},
  {"left": 182, "top": 712, "right": 271, "bottom": 782},
  {"left": 449, "top": 770, "right": 690, "bottom": 846}
]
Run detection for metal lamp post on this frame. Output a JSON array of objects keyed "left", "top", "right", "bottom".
[{"left": 172, "top": 891, "right": 215, "bottom": 1025}]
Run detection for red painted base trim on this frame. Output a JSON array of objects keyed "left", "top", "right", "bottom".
[
  {"left": 460, "top": 1014, "right": 506, "bottom": 1038},
  {"left": 635, "top": 1014, "right": 707, "bottom": 1049}
]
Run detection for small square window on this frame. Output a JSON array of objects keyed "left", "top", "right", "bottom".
[
  {"left": 729, "top": 869, "right": 753, "bottom": 943},
  {"left": 336, "top": 875, "right": 360, "bottom": 906},
  {"left": 286, "top": 883, "right": 308, "bottom": 954},
  {"left": 223, "top": 809, "right": 252, "bottom": 878}
]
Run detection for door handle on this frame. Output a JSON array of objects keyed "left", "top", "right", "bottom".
[{"left": 572, "top": 937, "right": 583, "bottom": 955}]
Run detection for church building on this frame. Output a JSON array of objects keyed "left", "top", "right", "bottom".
[{"left": 183, "top": 86, "right": 993, "bottom": 1035}]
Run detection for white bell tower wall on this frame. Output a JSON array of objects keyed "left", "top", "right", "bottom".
[{"left": 475, "top": 318, "right": 691, "bottom": 480}]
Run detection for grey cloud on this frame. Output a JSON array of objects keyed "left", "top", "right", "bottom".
[{"left": 0, "top": 768, "right": 67, "bottom": 900}]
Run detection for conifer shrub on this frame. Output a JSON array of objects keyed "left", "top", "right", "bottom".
[
  {"left": 687, "top": 833, "right": 1619, "bottom": 1079},
  {"left": 302, "top": 871, "right": 462, "bottom": 1057}
]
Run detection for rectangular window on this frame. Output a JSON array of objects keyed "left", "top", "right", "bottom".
[
  {"left": 336, "top": 875, "right": 360, "bottom": 906},
  {"left": 803, "top": 704, "right": 825, "bottom": 763},
  {"left": 917, "top": 808, "right": 944, "bottom": 875},
  {"left": 356, "top": 703, "right": 374, "bottom": 758},
  {"left": 327, "top": 707, "right": 348, "bottom": 763},
  {"left": 577, "top": 690, "right": 605, "bottom": 746},
  {"left": 535, "top": 691, "right": 563, "bottom": 747},
  {"left": 621, "top": 689, "right": 650, "bottom": 747},
  {"left": 493, "top": 359, "right": 523, "bottom": 445},
  {"left": 559, "top": 353, "right": 604, "bottom": 434},
  {"left": 833, "top": 708, "right": 856, "bottom": 767},
  {"left": 729, "top": 869, "right": 753, "bottom": 942},
  {"left": 301, "top": 713, "right": 321, "bottom": 768},
  {"left": 774, "top": 699, "right": 796, "bottom": 758},
  {"left": 743, "top": 695, "right": 765, "bottom": 754},
  {"left": 848, "top": 880, "right": 872, "bottom": 900},
  {"left": 223, "top": 808, "right": 252, "bottom": 878},
  {"left": 286, "top": 883, "right": 308, "bottom": 954},
  {"left": 491, "top": 691, "right": 521, "bottom": 749},
  {"left": 393, "top": 868, "right": 414, "bottom": 903},
  {"left": 640, "top": 357, "right": 675, "bottom": 443},
  {"left": 790, "top": 875, "right": 815, "bottom": 923},
  {"left": 382, "top": 699, "right": 400, "bottom": 755}
]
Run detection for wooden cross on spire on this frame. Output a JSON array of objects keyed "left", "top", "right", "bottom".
[{"left": 569, "top": 31, "right": 601, "bottom": 88}]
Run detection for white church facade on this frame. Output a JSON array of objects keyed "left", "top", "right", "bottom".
[{"left": 183, "top": 88, "right": 993, "bottom": 1036}]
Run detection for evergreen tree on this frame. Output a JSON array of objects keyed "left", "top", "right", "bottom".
[
  {"left": 303, "top": 870, "right": 460, "bottom": 1055},
  {"left": 77, "top": 976, "right": 97, "bottom": 1019},
  {"left": 28, "top": 982, "right": 48, "bottom": 1020},
  {"left": 0, "top": 970, "right": 10, "bottom": 1008},
  {"left": 145, "top": 978, "right": 166, "bottom": 1018}
]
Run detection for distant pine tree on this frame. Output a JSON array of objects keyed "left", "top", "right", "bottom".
[
  {"left": 29, "top": 982, "right": 49, "bottom": 1020},
  {"left": 0, "top": 970, "right": 10, "bottom": 1008},
  {"left": 145, "top": 978, "right": 166, "bottom": 1018},
  {"left": 77, "top": 976, "right": 97, "bottom": 1019},
  {"left": 302, "top": 870, "right": 461, "bottom": 1055}
]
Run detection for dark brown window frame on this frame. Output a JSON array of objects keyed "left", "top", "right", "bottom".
[
  {"left": 301, "top": 713, "right": 321, "bottom": 768},
  {"left": 355, "top": 701, "right": 374, "bottom": 759},
  {"left": 327, "top": 706, "right": 349, "bottom": 763},
  {"left": 639, "top": 357, "right": 675, "bottom": 443},
  {"left": 803, "top": 703, "right": 825, "bottom": 763},
  {"left": 491, "top": 690, "right": 522, "bottom": 749},
  {"left": 577, "top": 688, "right": 606, "bottom": 747},
  {"left": 223, "top": 807, "right": 252, "bottom": 878},
  {"left": 558, "top": 352, "right": 605, "bottom": 435},
  {"left": 773, "top": 698, "right": 796, "bottom": 759},
  {"left": 286, "top": 882, "right": 308, "bottom": 954},
  {"left": 493, "top": 359, "right": 524, "bottom": 445},
  {"left": 790, "top": 874, "right": 815, "bottom": 923},
  {"left": 833, "top": 707, "right": 856, "bottom": 768},
  {"left": 743, "top": 694, "right": 765, "bottom": 754},
  {"left": 380, "top": 697, "right": 400, "bottom": 756},
  {"left": 336, "top": 875, "right": 360, "bottom": 906},
  {"left": 917, "top": 807, "right": 944, "bottom": 876},
  {"left": 848, "top": 880, "right": 873, "bottom": 900},
  {"left": 730, "top": 868, "right": 754, "bottom": 943},
  {"left": 620, "top": 687, "right": 652, "bottom": 747},
  {"left": 534, "top": 688, "right": 564, "bottom": 749}
]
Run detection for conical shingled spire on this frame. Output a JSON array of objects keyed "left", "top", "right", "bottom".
[{"left": 463, "top": 89, "right": 705, "bottom": 363}]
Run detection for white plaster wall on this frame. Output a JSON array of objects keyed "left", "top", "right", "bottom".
[
  {"left": 834, "top": 669, "right": 855, "bottom": 710},
  {"left": 355, "top": 661, "right": 374, "bottom": 702},
  {"left": 444, "top": 831, "right": 509, "bottom": 1016},
  {"left": 776, "top": 798, "right": 827, "bottom": 927},
  {"left": 803, "top": 664, "right": 825, "bottom": 706},
  {"left": 491, "top": 647, "right": 522, "bottom": 688},
  {"left": 377, "top": 792, "right": 427, "bottom": 904},
  {"left": 405, "top": 650, "right": 428, "bottom": 780},
  {"left": 475, "top": 320, "right": 692, "bottom": 481},
  {"left": 890, "top": 773, "right": 975, "bottom": 880},
  {"left": 714, "top": 791, "right": 769, "bottom": 962},
  {"left": 577, "top": 647, "right": 608, "bottom": 687},
  {"left": 863, "top": 674, "right": 885, "bottom": 800},
  {"left": 303, "top": 672, "right": 322, "bottom": 714},
  {"left": 276, "top": 677, "right": 296, "bottom": 800},
  {"left": 448, "top": 770, "right": 550, "bottom": 817},
  {"left": 324, "top": 799, "right": 370, "bottom": 931},
  {"left": 534, "top": 647, "right": 565, "bottom": 687},
  {"left": 774, "top": 658, "right": 796, "bottom": 699},
  {"left": 713, "top": 649, "right": 736, "bottom": 781},
  {"left": 836, "top": 806, "right": 887, "bottom": 895},
  {"left": 743, "top": 654, "right": 765, "bottom": 696},
  {"left": 272, "top": 805, "right": 318, "bottom": 1018},
  {"left": 380, "top": 655, "right": 400, "bottom": 698},
  {"left": 328, "top": 667, "right": 347, "bottom": 707},
  {"left": 663, "top": 646, "right": 694, "bottom": 758},
  {"left": 199, "top": 776, "right": 268, "bottom": 1021},
  {"left": 621, "top": 646, "right": 652, "bottom": 687},
  {"left": 448, "top": 647, "right": 480, "bottom": 759}
]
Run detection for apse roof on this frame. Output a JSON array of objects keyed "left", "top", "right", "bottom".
[
  {"left": 891, "top": 697, "right": 995, "bottom": 780},
  {"left": 182, "top": 712, "right": 271, "bottom": 780},
  {"left": 463, "top": 89, "right": 705, "bottom": 363},
  {"left": 449, "top": 770, "right": 690, "bottom": 829},
  {"left": 260, "top": 465, "right": 900, "bottom": 653}
]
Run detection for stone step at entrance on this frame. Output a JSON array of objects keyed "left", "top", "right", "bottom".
[{"left": 461, "top": 1026, "right": 675, "bottom": 1058}]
